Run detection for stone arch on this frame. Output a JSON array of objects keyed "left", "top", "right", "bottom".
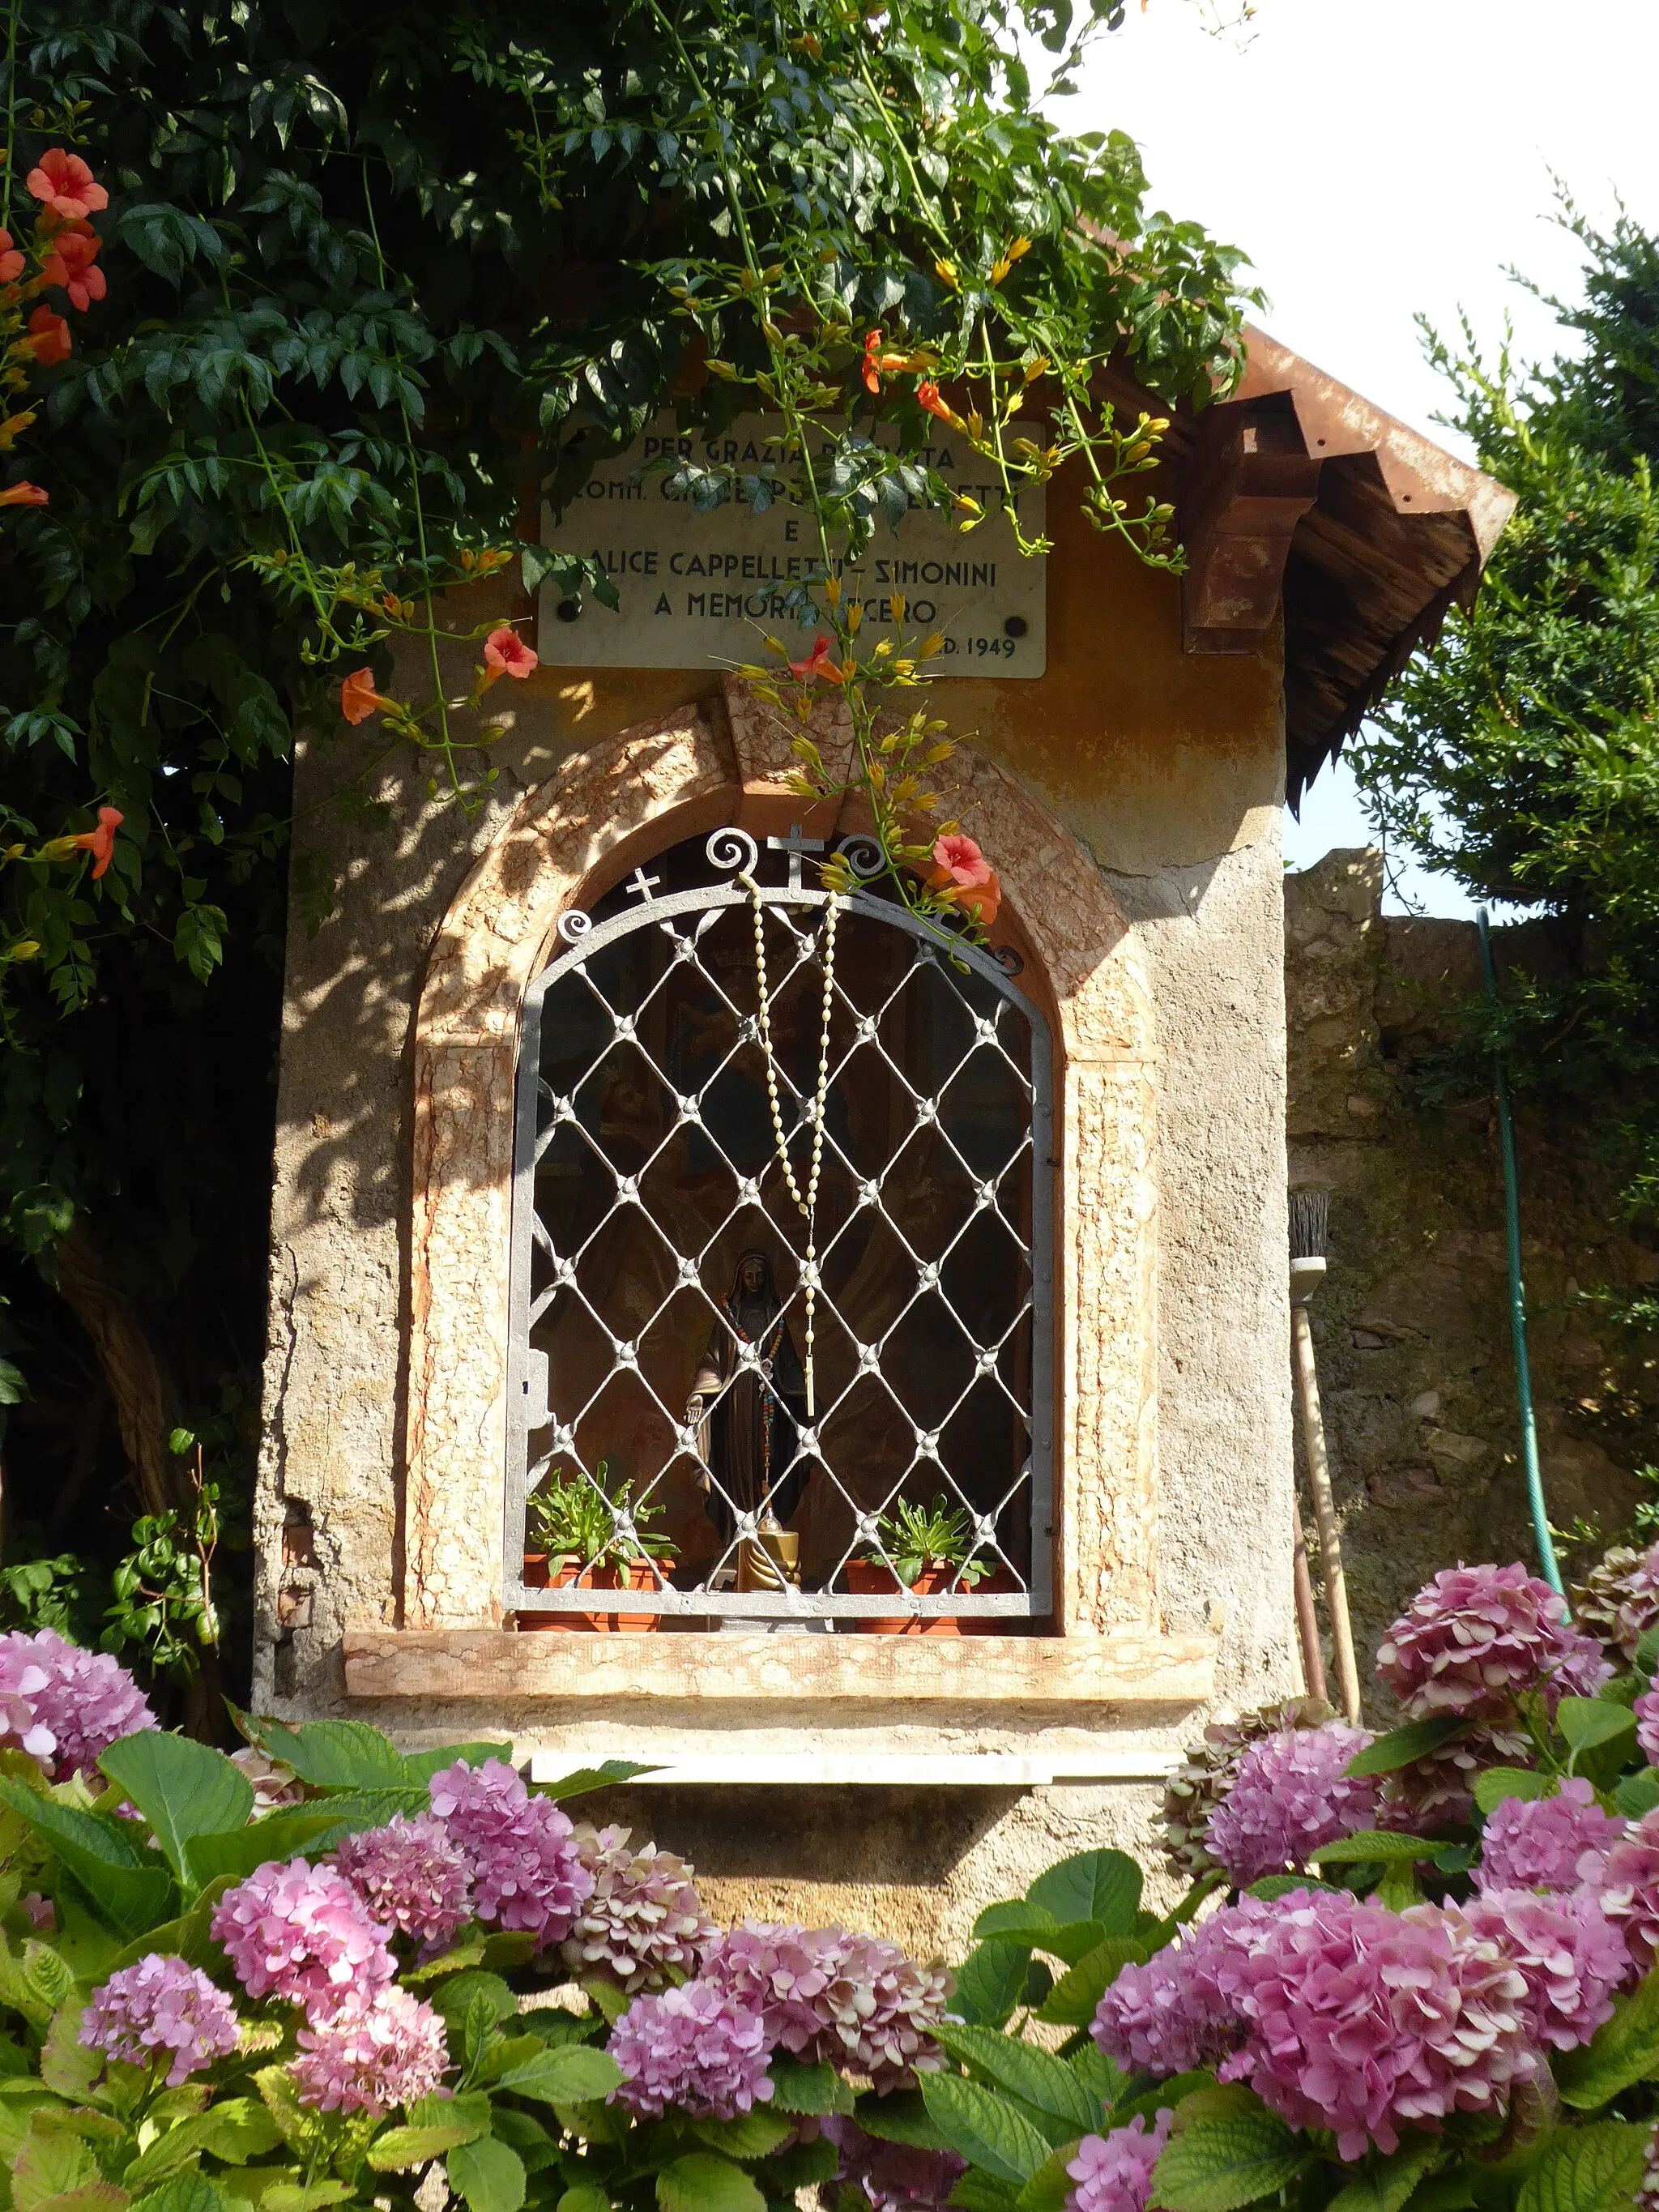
[{"left": 404, "top": 679, "right": 1158, "bottom": 1635}]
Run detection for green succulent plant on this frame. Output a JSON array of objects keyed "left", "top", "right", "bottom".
[
  {"left": 526, "top": 1462, "right": 676, "bottom": 1568},
  {"left": 867, "top": 1492, "right": 992, "bottom": 1588}
]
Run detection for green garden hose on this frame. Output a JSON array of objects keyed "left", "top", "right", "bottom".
[{"left": 1478, "top": 907, "right": 1564, "bottom": 1596}]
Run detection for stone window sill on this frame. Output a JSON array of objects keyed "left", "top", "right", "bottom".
[{"left": 341, "top": 1629, "right": 1213, "bottom": 1707}]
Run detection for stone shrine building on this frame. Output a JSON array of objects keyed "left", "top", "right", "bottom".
[{"left": 254, "top": 330, "right": 1512, "bottom": 1945}]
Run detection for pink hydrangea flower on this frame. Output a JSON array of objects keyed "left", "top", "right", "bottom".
[
  {"left": 1064, "top": 2115, "right": 1173, "bottom": 2212},
  {"left": 1091, "top": 1898, "right": 1271, "bottom": 2077},
  {"left": 1583, "top": 1808, "right": 1659, "bottom": 1971},
  {"left": 334, "top": 1814, "right": 473, "bottom": 1958},
  {"left": 701, "top": 1918, "right": 842, "bottom": 2048},
  {"left": 211, "top": 1857, "right": 394, "bottom": 2020},
  {"left": 6, "top": 1629, "right": 155, "bottom": 1778},
  {"left": 1548, "top": 1629, "right": 1614, "bottom": 1706},
  {"left": 702, "top": 1920, "right": 949, "bottom": 2088},
  {"left": 609, "top": 1980, "right": 773, "bottom": 2119},
  {"left": 291, "top": 1986, "right": 449, "bottom": 2116},
  {"left": 821, "top": 2116, "right": 966, "bottom": 2211},
  {"left": 1636, "top": 1689, "right": 1659, "bottom": 1767},
  {"left": 81, "top": 1954, "right": 240, "bottom": 2086},
  {"left": 561, "top": 1824, "right": 719, "bottom": 1991},
  {"left": 1457, "top": 1889, "right": 1631, "bottom": 2048},
  {"left": 1475, "top": 1779, "right": 1626, "bottom": 1894},
  {"left": 0, "top": 1642, "right": 54, "bottom": 1768},
  {"left": 1204, "top": 1723, "right": 1379, "bottom": 1885},
  {"left": 1218, "top": 1890, "right": 1533, "bottom": 2159},
  {"left": 1376, "top": 1564, "right": 1583, "bottom": 1721},
  {"left": 427, "top": 1758, "right": 592, "bottom": 1946}
]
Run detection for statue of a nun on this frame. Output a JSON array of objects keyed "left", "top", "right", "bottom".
[{"left": 687, "top": 1249, "right": 809, "bottom": 1586}]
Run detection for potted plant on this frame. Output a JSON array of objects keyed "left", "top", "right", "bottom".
[
  {"left": 520, "top": 1463, "right": 675, "bottom": 1633},
  {"left": 846, "top": 1493, "right": 1001, "bottom": 1636}
]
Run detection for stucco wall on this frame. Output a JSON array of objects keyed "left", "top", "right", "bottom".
[{"left": 253, "top": 482, "right": 1299, "bottom": 1945}]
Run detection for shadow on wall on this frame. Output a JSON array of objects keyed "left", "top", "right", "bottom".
[
  {"left": 1286, "top": 848, "right": 1659, "bottom": 1718},
  {"left": 575, "top": 1782, "right": 1023, "bottom": 1887}
]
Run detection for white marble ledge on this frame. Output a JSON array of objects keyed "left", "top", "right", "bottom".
[{"left": 528, "top": 1748, "right": 1183, "bottom": 1788}]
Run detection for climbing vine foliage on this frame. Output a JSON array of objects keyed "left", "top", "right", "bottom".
[{"left": 0, "top": 0, "right": 1251, "bottom": 1642}]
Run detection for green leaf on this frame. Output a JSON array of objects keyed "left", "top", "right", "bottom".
[
  {"left": 182, "top": 1813, "right": 347, "bottom": 1891},
  {"left": 257, "top": 2187, "right": 349, "bottom": 2212},
  {"left": 953, "top": 1942, "right": 1034, "bottom": 2027},
  {"left": 96, "top": 1736, "right": 254, "bottom": 1888},
  {"left": 449, "top": 2137, "right": 527, "bottom": 2212},
  {"left": 402, "top": 1942, "right": 489, "bottom": 1985},
  {"left": 1615, "top": 1771, "right": 1659, "bottom": 1820},
  {"left": 1308, "top": 1831, "right": 1442, "bottom": 1866},
  {"left": 396, "top": 1744, "right": 500, "bottom": 1784},
  {"left": 1557, "top": 1699, "right": 1638, "bottom": 1756},
  {"left": 1037, "top": 1939, "right": 1149, "bottom": 2028},
  {"left": 920, "top": 2074, "right": 1053, "bottom": 2183},
  {"left": 40, "top": 2003, "right": 102, "bottom": 2104},
  {"left": 15, "top": 2116, "right": 98, "bottom": 2212},
  {"left": 1243, "top": 1876, "right": 1338, "bottom": 1902},
  {"left": 366, "top": 2124, "right": 481, "bottom": 2171},
  {"left": 249, "top": 1721, "right": 404, "bottom": 1791},
  {"left": 1515, "top": 2122, "right": 1651, "bottom": 2212},
  {"left": 1016, "top": 2143, "right": 1082, "bottom": 2212},
  {"left": 766, "top": 2060, "right": 854, "bottom": 2116},
  {"left": 933, "top": 2024, "right": 1099, "bottom": 2134},
  {"left": 431, "top": 1971, "right": 518, "bottom": 2026},
  {"left": 1069, "top": 2044, "right": 1125, "bottom": 2111},
  {"left": 251, "top": 2070, "right": 326, "bottom": 2159},
  {"left": 761, "top": 2137, "right": 838, "bottom": 2191},
  {"left": 129, "top": 2184, "right": 237, "bottom": 2212},
  {"left": 1324, "top": 2137, "right": 1440, "bottom": 2212},
  {"left": 531, "top": 1762, "right": 657, "bottom": 1800},
  {"left": 1150, "top": 2088, "right": 1305, "bottom": 2212},
  {"left": 557, "top": 2191, "right": 611, "bottom": 2212},
  {"left": 656, "top": 2154, "right": 765, "bottom": 2212},
  {"left": 123, "top": 2104, "right": 279, "bottom": 2192},
  {"left": 497, "top": 2044, "right": 622, "bottom": 2104},
  {"left": 975, "top": 1902, "right": 1055, "bottom": 1942},
  {"left": 689, "top": 2111, "right": 795, "bottom": 2160},
  {"left": 854, "top": 2090, "right": 950, "bottom": 2150},
  {"left": 0, "top": 1782, "right": 175, "bottom": 1939},
  {"left": 1555, "top": 1967, "right": 1659, "bottom": 2107},
  {"left": 949, "top": 2173, "right": 1019, "bottom": 2212},
  {"left": 1473, "top": 1767, "right": 1552, "bottom": 1815},
  {"left": 1026, "top": 1853, "right": 1141, "bottom": 1938},
  {"left": 1345, "top": 1718, "right": 1469, "bottom": 1777}
]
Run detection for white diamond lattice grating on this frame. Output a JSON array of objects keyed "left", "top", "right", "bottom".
[{"left": 505, "top": 833, "right": 1054, "bottom": 1621}]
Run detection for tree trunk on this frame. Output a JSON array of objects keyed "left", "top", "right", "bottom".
[{"left": 51, "top": 1226, "right": 181, "bottom": 1522}]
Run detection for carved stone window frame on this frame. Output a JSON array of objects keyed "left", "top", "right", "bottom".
[{"left": 363, "top": 678, "right": 1197, "bottom": 1705}]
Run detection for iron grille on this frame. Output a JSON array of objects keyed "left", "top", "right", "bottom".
[{"left": 505, "top": 826, "right": 1053, "bottom": 1623}]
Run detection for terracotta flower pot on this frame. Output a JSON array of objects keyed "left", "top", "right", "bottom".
[
  {"left": 964, "top": 1562, "right": 1021, "bottom": 1635},
  {"left": 846, "top": 1558, "right": 975, "bottom": 1636},
  {"left": 518, "top": 1556, "right": 664, "bottom": 1633}
]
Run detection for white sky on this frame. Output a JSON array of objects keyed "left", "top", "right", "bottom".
[{"left": 1066, "top": 0, "right": 1659, "bottom": 915}]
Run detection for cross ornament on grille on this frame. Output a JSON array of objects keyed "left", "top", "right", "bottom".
[
  {"left": 767, "top": 822, "right": 826, "bottom": 891},
  {"left": 624, "top": 866, "right": 662, "bottom": 902}
]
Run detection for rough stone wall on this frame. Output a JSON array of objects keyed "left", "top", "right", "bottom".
[{"left": 1286, "top": 849, "right": 1659, "bottom": 1711}]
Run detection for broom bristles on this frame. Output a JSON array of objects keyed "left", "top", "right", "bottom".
[{"left": 1289, "top": 1189, "right": 1329, "bottom": 1262}]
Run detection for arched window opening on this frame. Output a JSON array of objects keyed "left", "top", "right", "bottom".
[{"left": 505, "top": 825, "right": 1053, "bottom": 1625}]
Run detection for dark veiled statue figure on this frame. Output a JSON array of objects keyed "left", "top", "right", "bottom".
[{"left": 686, "top": 1249, "right": 809, "bottom": 1578}]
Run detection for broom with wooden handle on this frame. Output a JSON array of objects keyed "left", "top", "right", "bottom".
[{"left": 1290, "top": 1189, "right": 1362, "bottom": 1724}]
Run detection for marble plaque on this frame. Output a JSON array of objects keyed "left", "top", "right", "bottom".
[{"left": 537, "top": 413, "right": 1047, "bottom": 677}]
